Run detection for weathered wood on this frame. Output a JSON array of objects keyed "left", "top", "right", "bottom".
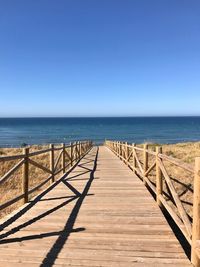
[
  {"left": 28, "top": 148, "right": 52, "bottom": 157},
  {"left": 132, "top": 143, "right": 136, "bottom": 175},
  {"left": 78, "top": 141, "right": 81, "bottom": 158},
  {"left": 80, "top": 141, "right": 82, "bottom": 156},
  {"left": 143, "top": 144, "right": 148, "bottom": 185},
  {"left": 75, "top": 141, "right": 78, "bottom": 161},
  {"left": 49, "top": 144, "right": 55, "bottom": 183},
  {"left": 191, "top": 157, "right": 200, "bottom": 267},
  {"left": 70, "top": 142, "right": 73, "bottom": 166},
  {"left": 0, "top": 154, "right": 25, "bottom": 162},
  {"left": 22, "top": 147, "right": 29, "bottom": 204},
  {"left": 125, "top": 142, "right": 128, "bottom": 163},
  {"left": 156, "top": 146, "right": 162, "bottom": 207},
  {"left": 62, "top": 143, "right": 66, "bottom": 173}
]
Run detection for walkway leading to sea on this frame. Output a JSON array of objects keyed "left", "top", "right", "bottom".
[{"left": 0, "top": 146, "right": 192, "bottom": 266}]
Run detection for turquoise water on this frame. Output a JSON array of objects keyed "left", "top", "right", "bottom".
[{"left": 0, "top": 117, "right": 200, "bottom": 147}]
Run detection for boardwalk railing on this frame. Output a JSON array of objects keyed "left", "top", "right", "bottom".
[
  {"left": 105, "top": 140, "right": 200, "bottom": 267},
  {"left": 0, "top": 141, "right": 92, "bottom": 212}
]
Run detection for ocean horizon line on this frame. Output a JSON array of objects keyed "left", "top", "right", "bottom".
[{"left": 1, "top": 115, "right": 200, "bottom": 119}]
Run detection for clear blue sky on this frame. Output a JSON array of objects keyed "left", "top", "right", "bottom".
[{"left": 0, "top": 0, "right": 200, "bottom": 117}]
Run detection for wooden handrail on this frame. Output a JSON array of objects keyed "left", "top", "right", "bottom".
[
  {"left": 105, "top": 140, "right": 198, "bottom": 266},
  {"left": 0, "top": 140, "right": 93, "bottom": 213}
]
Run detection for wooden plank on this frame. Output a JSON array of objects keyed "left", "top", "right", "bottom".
[{"left": 22, "top": 147, "right": 29, "bottom": 204}]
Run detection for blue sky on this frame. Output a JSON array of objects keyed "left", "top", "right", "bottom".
[{"left": 0, "top": 0, "right": 200, "bottom": 117}]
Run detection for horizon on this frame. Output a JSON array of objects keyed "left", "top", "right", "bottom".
[{"left": 1, "top": 115, "right": 200, "bottom": 119}]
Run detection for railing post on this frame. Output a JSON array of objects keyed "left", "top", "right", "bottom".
[
  {"left": 132, "top": 143, "right": 136, "bottom": 174},
  {"left": 122, "top": 142, "right": 124, "bottom": 161},
  {"left": 62, "top": 143, "right": 65, "bottom": 174},
  {"left": 143, "top": 143, "right": 148, "bottom": 184},
  {"left": 156, "top": 146, "right": 162, "bottom": 207},
  {"left": 80, "top": 142, "right": 82, "bottom": 156},
  {"left": 75, "top": 141, "right": 78, "bottom": 161},
  {"left": 122, "top": 142, "right": 125, "bottom": 162},
  {"left": 78, "top": 141, "right": 81, "bottom": 159},
  {"left": 50, "top": 144, "right": 54, "bottom": 183},
  {"left": 74, "top": 142, "right": 76, "bottom": 161},
  {"left": 191, "top": 157, "right": 200, "bottom": 267},
  {"left": 125, "top": 142, "right": 128, "bottom": 163},
  {"left": 70, "top": 142, "right": 73, "bottom": 166},
  {"left": 22, "top": 147, "right": 29, "bottom": 204},
  {"left": 77, "top": 141, "right": 79, "bottom": 160}
]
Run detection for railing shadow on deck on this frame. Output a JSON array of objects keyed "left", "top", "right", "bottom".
[{"left": 0, "top": 147, "right": 98, "bottom": 255}]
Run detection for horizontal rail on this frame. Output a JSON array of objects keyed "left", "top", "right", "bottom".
[
  {"left": 28, "top": 148, "right": 52, "bottom": 157},
  {"left": 0, "top": 154, "right": 25, "bottom": 162}
]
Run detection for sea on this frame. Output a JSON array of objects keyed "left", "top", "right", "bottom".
[{"left": 0, "top": 117, "right": 200, "bottom": 147}]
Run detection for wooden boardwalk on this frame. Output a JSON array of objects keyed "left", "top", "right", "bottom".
[{"left": 0, "top": 146, "right": 192, "bottom": 266}]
